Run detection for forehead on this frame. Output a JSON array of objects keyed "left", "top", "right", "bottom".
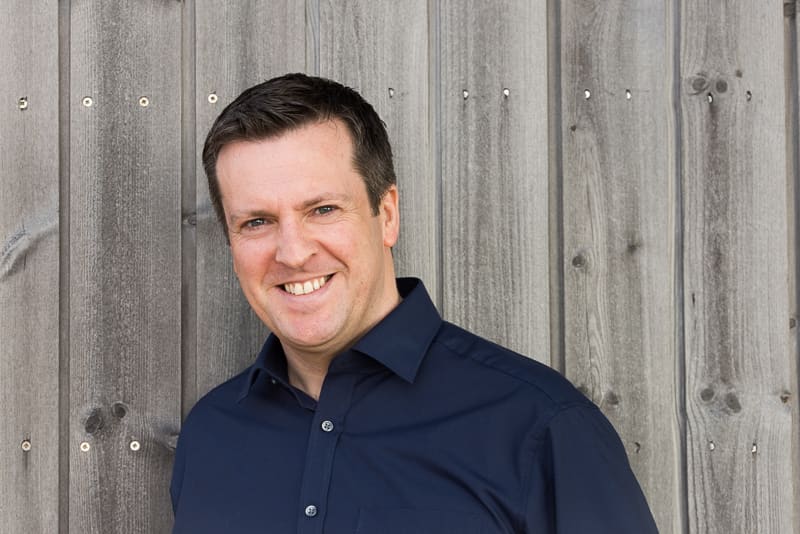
[
  {"left": 215, "top": 120, "right": 365, "bottom": 207},
  {"left": 220, "top": 119, "right": 353, "bottom": 165}
]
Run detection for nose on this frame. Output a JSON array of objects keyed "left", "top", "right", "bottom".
[{"left": 274, "top": 219, "right": 316, "bottom": 268}]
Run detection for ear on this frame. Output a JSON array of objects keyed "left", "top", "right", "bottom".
[{"left": 380, "top": 185, "right": 400, "bottom": 248}]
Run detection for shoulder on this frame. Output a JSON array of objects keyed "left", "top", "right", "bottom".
[
  {"left": 179, "top": 367, "right": 252, "bottom": 438},
  {"left": 430, "top": 321, "right": 592, "bottom": 412}
]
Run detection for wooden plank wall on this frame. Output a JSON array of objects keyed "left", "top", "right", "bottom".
[
  {"left": 560, "top": 1, "right": 681, "bottom": 531},
  {"left": 0, "top": 1, "right": 60, "bottom": 532},
  {"left": 1, "top": 1, "right": 798, "bottom": 533},
  {"left": 68, "top": 2, "right": 182, "bottom": 532},
  {"left": 681, "top": 2, "right": 794, "bottom": 532}
]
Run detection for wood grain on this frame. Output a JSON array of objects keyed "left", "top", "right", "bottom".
[
  {"left": 559, "top": 1, "right": 681, "bottom": 531},
  {"left": 193, "top": 0, "right": 306, "bottom": 401},
  {"left": 788, "top": 2, "right": 800, "bottom": 528},
  {"left": 0, "top": 1, "right": 60, "bottom": 532},
  {"left": 318, "top": 0, "right": 436, "bottom": 303},
  {"left": 439, "top": 0, "right": 550, "bottom": 363},
  {"left": 2, "top": 4, "right": 799, "bottom": 533},
  {"left": 68, "top": 2, "right": 182, "bottom": 532},
  {"left": 681, "top": 1, "right": 794, "bottom": 532}
]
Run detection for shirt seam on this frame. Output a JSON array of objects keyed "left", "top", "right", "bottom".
[
  {"left": 431, "top": 334, "right": 591, "bottom": 408},
  {"left": 516, "top": 403, "right": 602, "bottom": 532}
]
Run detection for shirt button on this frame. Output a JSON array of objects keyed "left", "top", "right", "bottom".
[
  {"left": 304, "top": 505, "right": 318, "bottom": 517},
  {"left": 321, "top": 420, "right": 334, "bottom": 432}
]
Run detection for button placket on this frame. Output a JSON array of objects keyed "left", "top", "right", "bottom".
[{"left": 295, "top": 371, "right": 356, "bottom": 534}]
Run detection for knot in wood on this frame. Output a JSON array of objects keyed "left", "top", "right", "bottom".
[
  {"left": 604, "top": 391, "right": 620, "bottom": 406},
  {"left": 571, "top": 254, "right": 586, "bottom": 268},
  {"left": 724, "top": 392, "right": 742, "bottom": 413},
  {"left": 84, "top": 409, "right": 104, "bottom": 435},
  {"left": 112, "top": 402, "right": 128, "bottom": 419},
  {"left": 689, "top": 74, "right": 709, "bottom": 94}
]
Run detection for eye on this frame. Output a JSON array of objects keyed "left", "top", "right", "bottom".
[
  {"left": 243, "top": 218, "right": 266, "bottom": 229},
  {"left": 314, "top": 205, "right": 336, "bottom": 216}
]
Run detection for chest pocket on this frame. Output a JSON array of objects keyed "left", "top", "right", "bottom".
[{"left": 355, "top": 507, "right": 488, "bottom": 534}]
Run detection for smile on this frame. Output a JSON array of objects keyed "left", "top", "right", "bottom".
[{"left": 283, "top": 275, "right": 332, "bottom": 296}]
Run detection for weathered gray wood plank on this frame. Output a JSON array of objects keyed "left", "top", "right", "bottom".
[
  {"left": 439, "top": 0, "right": 550, "bottom": 363},
  {"left": 193, "top": 1, "right": 307, "bottom": 401},
  {"left": 318, "top": 0, "right": 436, "bottom": 301},
  {"left": 559, "top": 1, "right": 681, "bottom": 531},
  {"left": 681, "top": 2, "right": 794, "bottom": 532},
  {"left": 69, "top": 2, "right": 182, "bottom": 532},
  {"left": 0, "top": 1, "right": 60, "bottom": 532},
  {"left": 789, "top": 3, "right": 800, "bottom": 528}
]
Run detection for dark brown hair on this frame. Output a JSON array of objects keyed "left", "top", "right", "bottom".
[{"left": 202, "top": 73, "right": 396, "bottom": 235}]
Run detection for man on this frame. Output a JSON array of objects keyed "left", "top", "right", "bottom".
[{"left": 171, "top": 73, "right": 658, "bottom": 533}]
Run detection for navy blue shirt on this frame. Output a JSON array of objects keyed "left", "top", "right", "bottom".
[{"left": 171, "top": 278, "right": 657, "bottom": 533}]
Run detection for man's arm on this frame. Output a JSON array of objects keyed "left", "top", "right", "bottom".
[{"left": 524, "top": 403, "right": 659, "bottom": 533}]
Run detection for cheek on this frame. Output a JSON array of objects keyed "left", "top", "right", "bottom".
[{"left": 231, "top": 240, "right": 273, "bottom": 277}]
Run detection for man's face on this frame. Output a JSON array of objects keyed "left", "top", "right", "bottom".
[{"left": 216, "top": 120, "right": 400, "bottom": 359}]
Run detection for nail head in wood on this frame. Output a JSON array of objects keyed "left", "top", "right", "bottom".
[
  {"left": 138, "top": 96, "right": 150, "bottom": 107},
  {"left": 584, "top": 89, "right": 591, "bottom": 100},
  {"left": 388, "top": 88, "right": 395, "bottom": 98},
  {"left": 18, "top": 97, "right": 28, "bottom": 110},
  {"left": 625, "top": 89, "right": 632, "bottom": 100},
  {"left": 502, "top": 88, "right": 510, "bottom": 98},
  {"left": 130, "top": 440, "right": 141, "bottom": 451},
  {"left": 82, "top": 96, "right": 93, "bottom": 107},
  {"left": 708, "top": 441, "right": 715, "bottom": 451},
  {"left": 21, "top": 440, "right": 31, "bottom": 452},
  {"left": 208, "top": 93, "right": 218, "bottom": 104},
  {"left": 462, "top": 90, "right": 469, "bottom": 100},
  {"left": 80, "top": 441, "right": 91, "bottom": 452}
]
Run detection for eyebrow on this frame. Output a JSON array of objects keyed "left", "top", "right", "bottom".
[
  {"left": 298, "top": 192, "right": 351, "bottom": 210},
  {"left": 228, "top": 192, "right": 352, "bottom": 225}
]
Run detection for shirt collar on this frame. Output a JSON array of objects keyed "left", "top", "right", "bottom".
[
  {"left": 239, "top": 277, "right": 441, "bottom": 401},
  {"left": 348, "top": 277, "right": 441, "bottom": 383}
]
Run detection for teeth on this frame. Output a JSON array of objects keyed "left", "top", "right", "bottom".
[{"left": 284, "top": 276, "right": 329, "bottom": 295}]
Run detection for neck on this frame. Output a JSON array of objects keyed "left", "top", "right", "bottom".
[
  {"left": 282, "top": 275, "right": 402, "bottom": 400},
  {"left": 284, "top": 350, "right": 330, "bottom": 400}
]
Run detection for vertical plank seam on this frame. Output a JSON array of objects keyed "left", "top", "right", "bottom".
[
  {"left": 782, "top": 2, "right": 800, "bottom": 530},
  {"left": 180, "top": 0, "right": 198, "bottom": 421},
  {"left": 57, "top": 1, "right": 71, "bottom": 532},
  {"left": 306, "top": 0, "right": 320, "bottom": 75},
  {"left": 671, "top": 0, "right": 690, "bottom": 531},
  {"left": 429, "top": 0, "right": 443, "bottom": 310},
  {"left": 546, "top": 0, "right": 565, "bottom": 375}
]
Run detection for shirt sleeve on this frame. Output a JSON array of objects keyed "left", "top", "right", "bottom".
[{"left": 524, "top": 403, "right": 659, "bottom": 533}]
